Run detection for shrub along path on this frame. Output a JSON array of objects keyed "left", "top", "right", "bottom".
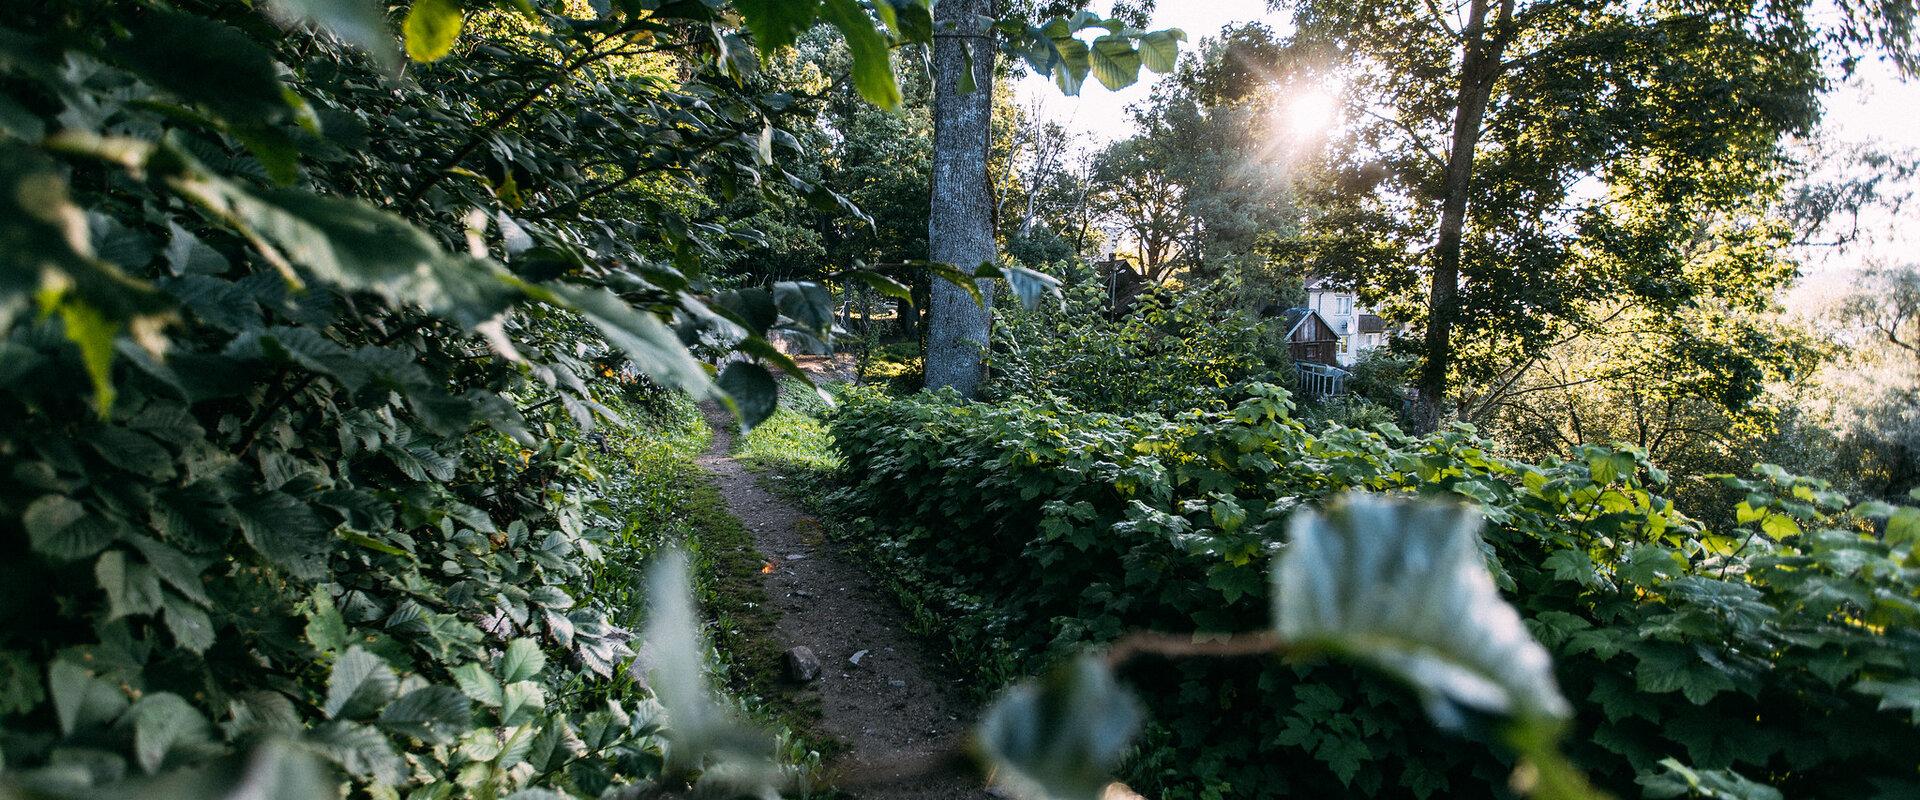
[{"left": 695, "top": 404, "right": 989, "bottom": 800}]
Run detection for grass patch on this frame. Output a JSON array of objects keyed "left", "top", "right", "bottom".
[
  {"left": 575, "top": 387, "right": 838, "bottom": 776},
  {"left": 733, "top": 379, "right": 843, "bottom": 478}
]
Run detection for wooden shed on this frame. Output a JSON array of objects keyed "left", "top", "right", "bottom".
[{"left": 1279, "top": 307, "right": 1340, "bottom": 366}]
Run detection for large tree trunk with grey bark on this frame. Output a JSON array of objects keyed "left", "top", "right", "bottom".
[{"left": 923, "top": 0, "right": 997, "bottom": 397}]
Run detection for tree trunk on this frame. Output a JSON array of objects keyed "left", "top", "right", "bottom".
[
  {"left": 924, "top": 0, "right": 997, "bottom": 397},
  {"left": 1416, "top": 0, "right": 1514, "bottom": 426}
]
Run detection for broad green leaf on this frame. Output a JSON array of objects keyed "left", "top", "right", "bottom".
[
  {"left": 378, "top": 686, "right": 471, "bottom": 743},
  {"left": 719, "top": 361, "right": 779, "bottom": 431},
  {"left": 1087, "top": 35, "right": 1142, "bottom": 91},
  {"left": 163, "top": 591, "right": 217, "bottom": 653},
  {"left": 773, "top": 280, "right": 837, "bottom": 334},
  {"left": 0, "top": 651, "right": 44, "bottom": 716},
  {"left": 403, "top": 0, "right": 463, "bottom": 62},
  {"left": 95, "top": 550, "right": 165, "bottom": 620},
  {"left": 836, "top": 269, "right": 914, "bottom": 302},
  {"left": 234, "top": 491, "right": 335, "bottom": 579},
  {"left": 25, "top": 495, "right": 114, "bottom": 560},
  {"left": 131, "top": 692, "right": 213, "bottom": 774},
  {"left": 543, "top": 285, "right": 716, "bottom": 399},
  {"left": 974, "top": 655, "right": 1141, "bottom": 800},
  {"left": 820, "top": 0, "right": 900, "bottom": 109},
  {"left": 49, "top": 659, "right": 128, "bottom": 734},
  {"left": 1050, "top": 37, "right": 1091, "bottom": 95},
  {"left": 123, "top": 12, "right": 289, "bottom": 122},
  {"left": 1137, "top": 29, "right": 1185, "bottom": 73},
  {"left": 1271, "top": 493, "right": 1571, "bottom": 727},
  {"left": 734, "top": 0, "right": 823, "bottom": 51},
  {"left": 500, "top": 681, "right": 545, "bottom": 726},
  {"left": 498, "top": 638, "right": 546, "bottom": 684},
  {"left": 452, "top": 662, "right": 504, "bottom": 708},
  {"left": 1855, "top": 678, "right": 1920, "bottom": 724},
  {"left": 324, "top": 646, "right": 398, "bottom": 719}
]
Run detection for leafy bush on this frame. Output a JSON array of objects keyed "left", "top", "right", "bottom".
[
  {"left": 829, "top": 387, "right": 1920, "bottom": 799},
  {"left": 0, "top": 0, "right": 892, "bottom": 795},
  {"left": 986, "top": 279, "right": 1289, "bottom": 415}
]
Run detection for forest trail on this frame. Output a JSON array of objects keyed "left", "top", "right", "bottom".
[{"left": 695, "top": 403, "right": 990, "bottom": 800}]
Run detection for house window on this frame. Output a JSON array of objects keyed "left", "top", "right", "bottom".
[
  {"left": 1339, "top": 296, "right": 1353, "bottom": 314},
  {"left": 1338, "top": 337, "right": 1349, "bottom": 354}
]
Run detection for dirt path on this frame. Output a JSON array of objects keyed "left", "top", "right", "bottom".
[{"left": 695, "top": 404, "right": 990, "bottom": 800}]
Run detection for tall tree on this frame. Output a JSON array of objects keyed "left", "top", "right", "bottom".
[
  {"left": 924, "top": 0, "right": 1001, "bottom": 395},
  {"left": 1269, "top": 0, "right": 1918, "bottom": 424}
]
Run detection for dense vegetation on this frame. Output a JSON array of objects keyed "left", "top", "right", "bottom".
[
  {"left": 829, "top": 387, "right": 1920, "bottom": 798},
  {"left": 5, "top": 0, "right": 1918, "bottom": 798}
]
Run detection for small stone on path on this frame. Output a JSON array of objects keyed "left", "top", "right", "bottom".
[
  {"left": 785, "top": 646, "right": 821, "bottom": 682},
  {"left": 849, "top": 649, "right": 870, "bottom": 667}
]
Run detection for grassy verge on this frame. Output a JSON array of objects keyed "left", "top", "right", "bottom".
[{"left": 574, "top": 386, "right": 838, "bottom": 778}]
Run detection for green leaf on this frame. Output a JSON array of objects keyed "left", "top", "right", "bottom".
[
  {"left": 734, "top": 0, "right": 822, "bottom": 51},
  {"left": 542, "top": 285, "right": 716, "bottom": 398},
  {"left": 324, "top": 646, "right": 398, "bottom": 719},
  {"left": 378, "top": 686, "right": 471, "bottom": 743},
  {"left": 49, "top": 659, "right": 128, "bottom": 735},
  {"left": 820, "top": 0, "right": 900, "bottom": 110},
  {"left": 974, "top": 655, "right": 1142, "bottom": 800},
  {"left": 266, "top": 0, "right": 401, "bottom": 72},
  {"left": 1854, "top": 678, "right": 1920, "bottom": 724},
  {"left": 123, "top": 12, "right": 289, "bottom": 122},
  {"left": 25, "top": 495, "right": 115, "bottom": 560},
  {"left": 774, "top": 280, "right": 837, "bottom": 334},
  {"left": 1087, "top": 35, "right": 1143, "bottom": 91},
  {"left": 1137, "top": 29, "right": 1184, "bottom": 73},
  {"left": 58, "top": 301, "right": 121, "bottom": 416},
  {"left": 452, "top": 662, "right": 504, "bottom": 708},
  {"left": 719, "top": 361, "right": 779, "bottom": 431},
  {"left": 498, "top": 638, "right": 546, "bottom": 684},
  {"left": 1049, "top": 37, "right": 1092, "bottom": 95},
  {"left": 403, "top": 0, "right": 464, "bottom": 62},
  {"left": 235, "top": 491, "right": 336, "bottom": 579},
  {"left": 1271, "top": 493, "right": 1571, "bottom": 727},
  {"left": 96, "top": 550, "right": 165, "bottom": 620},
  {"left": 163, "top": 591, "right": 217, "bottom": 653},
  {"left": 1638, "top": 758, "right": 1783, "bottom": 800},
  {"left": 305, "top": 588, "right": 352, "bottom": 655},
  {"left": 0, "top": 651, "right": 45, "bottom": 716},
  {"left": 500, "top": 681, "right": 545, "bottom": 726},
  {"left": 131, "top": 692, "right": 213, "bottom": 774}
]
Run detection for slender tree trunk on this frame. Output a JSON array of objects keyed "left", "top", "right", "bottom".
[
  {"left": 1417, "top": 0, "right": 1514, "bottom": 426},
  {"left": 924, "top": 0, "right": 997, "bottom": 396}
]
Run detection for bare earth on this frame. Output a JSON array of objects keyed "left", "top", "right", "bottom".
[{"left": 696, "top": 404, "right": 991, "bottom": 800}]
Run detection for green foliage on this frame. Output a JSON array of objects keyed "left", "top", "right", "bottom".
[
  {"left": 987, "top": 279, "right": 1287, "bottom": 415},
  {"left": 830, "top": 387, "right": 1920, "bottom": 798}
]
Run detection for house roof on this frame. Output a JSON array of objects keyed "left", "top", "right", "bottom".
[
  {"left": 1358, "top": 313, "right": 1386, "bottom": 334},
  {"left": 1281, "top": 307, "right": 1336, "bottom": 341}
]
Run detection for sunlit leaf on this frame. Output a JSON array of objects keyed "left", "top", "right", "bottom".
[{"left": 403, "top": 0, "right": 464, "bottom": 62}]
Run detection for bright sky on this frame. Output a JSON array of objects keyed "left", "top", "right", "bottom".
[{"left": 1015, "top": 0, "right": 1920, "bottom": 306}]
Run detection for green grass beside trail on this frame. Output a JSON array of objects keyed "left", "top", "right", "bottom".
[{"left": 580, "top": 388, "right": 840, "bottom": 778}]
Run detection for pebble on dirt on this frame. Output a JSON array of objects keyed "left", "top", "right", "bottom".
[
  {"left": 849, "top": 649, "right": 870, "bottom": 667},
  {"left": 785, "top": 646, "right": 822, "bottom": 682}
]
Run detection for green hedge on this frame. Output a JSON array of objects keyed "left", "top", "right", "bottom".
[{"left": 829, "top": 386, "right": 1920, "bottom": 799}]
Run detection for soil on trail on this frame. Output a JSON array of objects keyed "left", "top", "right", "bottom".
[{"left": 695, "top": 404, "right": 990, "bottom": 800}]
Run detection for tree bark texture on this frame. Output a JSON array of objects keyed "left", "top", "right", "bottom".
[
  {"left": 923, "top": 0, "right": 997, "bottom": 397},
  {"left": 1417, "top": 0, "right": 1515, "bottom": 425}
]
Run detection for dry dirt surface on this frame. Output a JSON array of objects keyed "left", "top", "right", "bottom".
[{"left": 696, "top": 404, "right": 991, "bottom": 800}]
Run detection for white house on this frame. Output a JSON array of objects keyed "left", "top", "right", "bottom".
[{"left": 1305, "top": 276, "right": 1390, "bottom": 367}]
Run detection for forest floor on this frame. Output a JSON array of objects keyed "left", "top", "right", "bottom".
[{"left": 696, "top": 402, "right": 990, "bottom": 800}]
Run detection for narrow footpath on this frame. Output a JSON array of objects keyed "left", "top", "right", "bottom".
[{"left": 695, "top": 404, "right": 991, "bottom": 800}]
